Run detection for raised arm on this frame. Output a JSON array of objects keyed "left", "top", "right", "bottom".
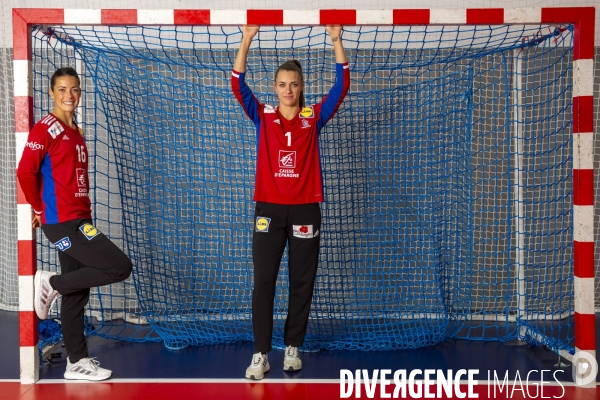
[
  {"left": 232, "top": 25, "right": 262, "bottom": 125},
  {"left": 325, "top": 25, "right": 347, "bottom": 64},
  {"left": 318, "top": 25, "right": 350, "bottom": 129},
  {"left": 233, "top": 25, "right": 260, "bottom": 73}
]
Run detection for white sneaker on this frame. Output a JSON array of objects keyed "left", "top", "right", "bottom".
[
  {"left": 34, "top": 270, "right": 59, "bottom": 320},
  {"left": 64, "top": 357, "right": 112, "bottom": 381},
  {"left": 245, "top": 352, "right": 270, "bottom": 380},
  {"left": 283, "top": 345, "right": 302, "bottom": 372}
]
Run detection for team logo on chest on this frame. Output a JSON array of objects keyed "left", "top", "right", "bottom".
[
  {"left": 279, "top": 151, "right": 296, "bottom": 168},
  {"left": 76, "top": 168, "right": 86, "bottom": 187},
  {"left": 301, "top": 119, "right": 311, "bottom": 129},
  {"left": 47, "top": 121, "right": 64, "bottom": 139}
]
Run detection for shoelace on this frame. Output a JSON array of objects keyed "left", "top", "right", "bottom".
[
  {"left": 252, "top": 353, "right": 264, "bottom": 366},
  {"left": 41, "top": 284, "right": 57, "bottom": 304},
  {"left": 79, "top": 357, "right": 100, "bottom": 372},
  {"left": 48, "top": 291, "right": 60, "bottom": 310}
]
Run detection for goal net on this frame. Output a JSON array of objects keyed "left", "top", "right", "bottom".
[{"left": 32, "top": 23, "right": 575, "bottom": 353}]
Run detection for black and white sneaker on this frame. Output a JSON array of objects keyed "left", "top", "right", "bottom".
[
  {"left": 64, "top": 357, "right": 112, "bottom": 381},
  {"left": 245, "top": 352, "right": 270, "bottom": 380},
  {"left": 283, "top": 346, "right": 302, "bottom": 372},
  {"left": 33, "top": 270, "right": 59, "bottom": 320}
]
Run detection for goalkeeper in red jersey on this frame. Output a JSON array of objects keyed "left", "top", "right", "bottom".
[
  {"left": 17, "top": 67, "right": 132, "bottom": 381},
  {"left": 232, "top": 25, "right": 350, "bottom": 379}
]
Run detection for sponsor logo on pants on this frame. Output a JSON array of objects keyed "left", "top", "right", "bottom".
[
  {"left": 293, "top": 225, "right": 317, "bottom": 239},
  {"left": 79, "top": 223, "right": 100, "bottom": 240},
  {"left": 256, "top": 217, "right": 271, "bottom": 232},
  {"left": 54, "top": 237, "right": 72, "bottom": 251}
]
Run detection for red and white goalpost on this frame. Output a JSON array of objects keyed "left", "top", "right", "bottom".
[{"left": 13, "top": 7, "right": 595, "bottom": 385}]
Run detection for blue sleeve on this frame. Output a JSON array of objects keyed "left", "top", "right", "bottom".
[
  {"left": 317, "top": 62, "right": 350, "bottom": 131},
  {"left": 231, "top": 70, "right": 261, "bottom": 127}
]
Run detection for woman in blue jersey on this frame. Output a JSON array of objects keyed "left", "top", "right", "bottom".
[
  {"left": 232, "top": 25, "right": 350, "bottom": 380},
  {"left": 17, "top": 67, "right": 132, "bottom": 381}
]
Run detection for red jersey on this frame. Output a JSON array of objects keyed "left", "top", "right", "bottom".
[
  {"left": 17, "top": 113, "right": 92, "bottom": 224},
  {"left": 232, "top": 62, "right": 350, "bottom": 204}
]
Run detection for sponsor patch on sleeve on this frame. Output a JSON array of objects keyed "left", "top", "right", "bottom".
[
  {"left": 54, "top": 237, "right": 72, "bottom": 251},
  {"left": 255, "top": 217, "right": 271, "bottom": 232},
  {"left": 79, "top": 223, "right": 100, "bottom": 240}
]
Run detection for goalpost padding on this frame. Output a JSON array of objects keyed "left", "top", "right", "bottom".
[{"left": 13, "top": 7, "right": 595, "bottom": 385}]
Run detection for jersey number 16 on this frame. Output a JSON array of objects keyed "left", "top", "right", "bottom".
[{"left": 75, "top": 144, "right": 87, "bottom": 163}]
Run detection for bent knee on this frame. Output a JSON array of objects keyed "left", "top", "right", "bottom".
[{"left": 112, "top": 258, "right": 132, "bottom": 281}]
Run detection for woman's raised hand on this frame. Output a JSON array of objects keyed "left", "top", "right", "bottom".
[
  {"left": 325, "top": 25, "right": 342, "bottom": 39},
  {"left": 242, "top": 25, "right": 260, "bottom": 41}
]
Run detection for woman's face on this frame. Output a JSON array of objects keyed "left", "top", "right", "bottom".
[
  {"left": 49, "top": 76, "right": 81, "bottom": 115},
  {"left": 274, "top": 70, "right": 303, "bottom": 108}
]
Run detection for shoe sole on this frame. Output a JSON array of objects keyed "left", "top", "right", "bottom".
[
  {"left": 283, "top": 360, "right": 302, "bottom": 372},
  {"left": 245, "top": 365, "right": 270, "bottom": 380},
  {"left": 64, "top": 372, "right": 112, "bottom": 381},
  {"left": 283, "top": 361, "right": 302, "bottom": 372}
]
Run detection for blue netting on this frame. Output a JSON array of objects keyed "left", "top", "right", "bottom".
[{"left": 33, "top": 24, "right": 574, "bottom": 353}]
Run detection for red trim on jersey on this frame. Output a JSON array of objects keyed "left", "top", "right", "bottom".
[
  {"left": 174, "top": 10, "right": 211, "bottom": 25},
  {"left": 101, "top": 9, "right": 138, "bottom": 25}
]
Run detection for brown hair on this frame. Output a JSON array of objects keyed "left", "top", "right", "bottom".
[
  {"left": 50, "top": 67, "right": 80, "bottom": 90},
  {"left": 275, "top": 60, "right": 305, "bottom": 108}
]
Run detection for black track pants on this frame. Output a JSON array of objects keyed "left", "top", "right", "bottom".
[
  {"left": 42, "top": 218, "right": 132, "bottom": 363},
  {"left": 251, "top": 202, "right": 321, "bottom": 353}
]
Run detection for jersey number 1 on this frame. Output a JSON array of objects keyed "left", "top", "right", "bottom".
[{"left": 285, "top": 131, "right": 291, "bottom": 147}]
